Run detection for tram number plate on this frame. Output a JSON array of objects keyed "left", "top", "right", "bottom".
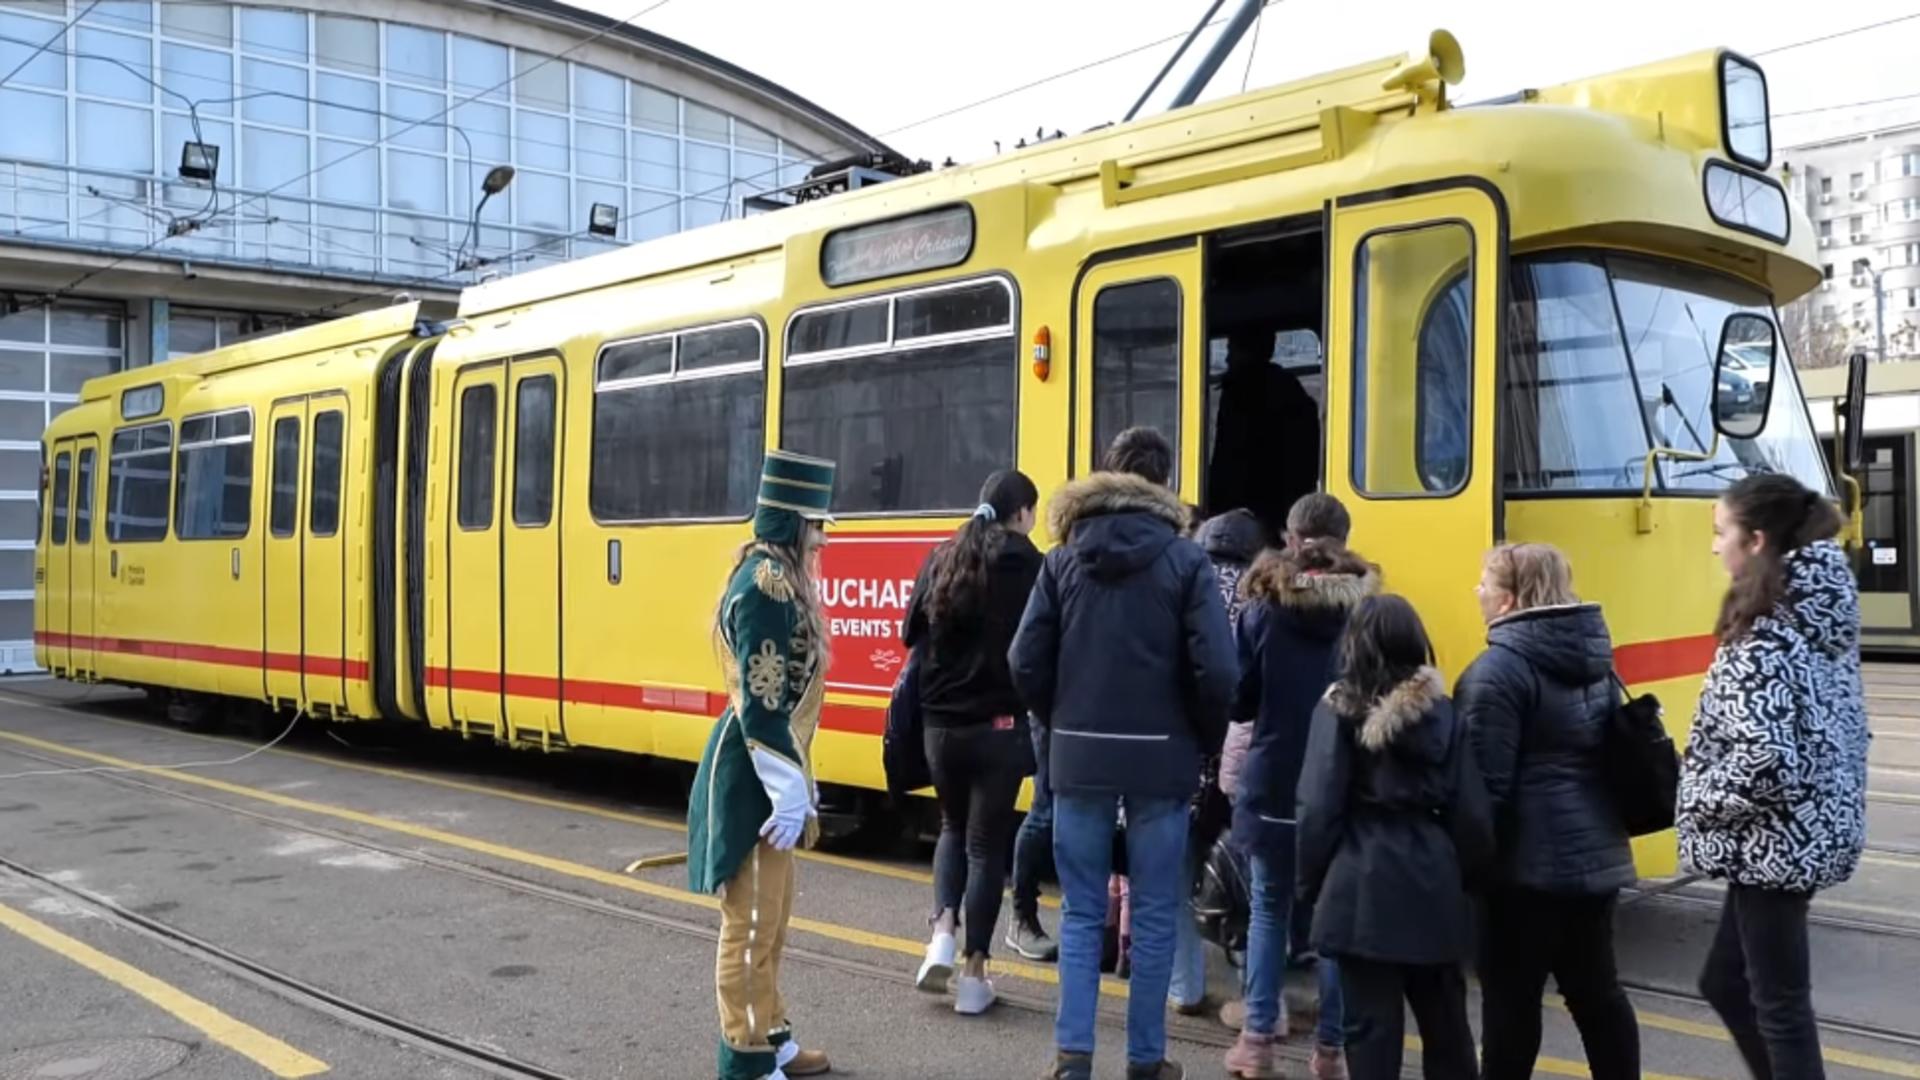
[{"left": 817, "top": 532, "right": 944, "bottom": 695}]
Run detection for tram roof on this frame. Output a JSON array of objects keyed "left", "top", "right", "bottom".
[{"left": 459, "top": 41, "right": 1821, "bottom": 319}]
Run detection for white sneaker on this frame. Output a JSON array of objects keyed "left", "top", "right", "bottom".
[
  {"left": 916, "top": 932, "right": 956, "bottom": 993},
  {"left": 954, "top": 973, "right": 997, "bottom": 1015}
]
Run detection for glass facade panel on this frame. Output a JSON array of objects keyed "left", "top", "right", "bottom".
[
  {"left": 76, "top": 27, "right": 153, "bottom": 102},
  {"left": 452, "top": 101, "right": 509, "bottom": 164},
  {"left": 514, "top": 50, "right": 567, "bottom": 110},
  {"left": 243, "top": 126, "right": 308, "bottom": 194},
  {"left": 632, "top": 132, "right": 676, "bottom": 190},
  {"left": 450, "top": 36, "right": 507, "bottom": 99},
  {"left": 50, "top": 351, "right": 115, "bottom": 393},
  {"left": 0, "top": 11, "right": 66, "bottom": 89},
  {"left": 160, "top": 1, "right": 230, "bottom": 47},
  {"left": 161, "top": 42, "right": 233, "bottom": 115},
  {"left": 577, "top": 121, "right": 624, "bottom": 181},
  {"left": 685, "top": 101, "right": 728, "bottom": 141},
  {"left": 629, "top": 189, "right": 677, "bottom": 241},
  {"left": 631, "top": 83, "right": 676, "bottom": 132},
  {"left": 239, "top": 7, "right": 305, "bottom": 62},
  {"left": 516, "top": 170, "right": 567, "bottom": 232},
  {"left": 316, "top": 72, "right": 378, "bottom": 139},
  {"left": 317, "top": 139, "right": 377, "bottom": 204},
  {"left": 575, "top": 64, "right": 623, "bottom": 122},
  {"left": 735, "top": 121, "right": 776, "bottom": 151},
  {"left": 685, "top": 142, "right": 728, "bottom": 196},
  {"left": 516, "top": 110, "right": 568, "bottom": 172},
  {"left": 386, "top": 85, "right": 446, "bottom": 152},
  {"left": 77, "top": 100, "right": 154, "bottom": 173},
  {"left": 315, "top": 15, "right": 377, "bottom": 75},
  {"left": 0, "top": 351, "right": 40, "bottom": 391},
  {"left": 241, "top": 57, "right": 308, "bottom": 127},
  {"left": 386, "top": 149, "right": 446, "bottom": 214},
  {"left": 385, "top": 24, "right": 444, "bottom": 86},
  {"left": 0, "top": 88, "right": 64, "bottom": 164}
]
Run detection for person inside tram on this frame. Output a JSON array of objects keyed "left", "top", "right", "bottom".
[
  {"left": 1206, "top": 325, "right": 1319, "bottom": 539},
  {"left": 1453, "top": 544, "right": 1640, "bottom": 1080},
  {"left": 1680, "top": 474, "right": 1869, "bottom": 1080},
  {"left": 903, "top": 469, "right": 1045, "bottom": 1016}
]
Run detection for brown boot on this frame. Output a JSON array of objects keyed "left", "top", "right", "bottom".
[
  {"left": 1308, "top": 1044, "right": 1346, "bottom": 1080},
  {"left": 783, "top": 1047, "right": 831, "bottom": 1076},
  {"left": 1222, "top": 1030, "right": 1280, "bottom": 1080}
]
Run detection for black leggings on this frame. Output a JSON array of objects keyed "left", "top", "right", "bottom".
[
  {"left": 1480, "top": 888, "right": 1639, "bottom": 1080},
  {"left": 925, "top": 722, "right": 1026, "bottom": 958},
  {"left": 1699, "top": 883, "right": 1825, "bottom": 1080},
  {"left": 1338, "top": 956, "right": 1477, "bottom": 1080}
]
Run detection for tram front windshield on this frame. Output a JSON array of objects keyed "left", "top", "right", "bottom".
[{"left": 1498, "top": 252, "right": 1829, "bottom": 496}]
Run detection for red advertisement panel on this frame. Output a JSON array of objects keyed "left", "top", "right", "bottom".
[{"left": 818, "top": 532, "right": 943, "bottom": 694}]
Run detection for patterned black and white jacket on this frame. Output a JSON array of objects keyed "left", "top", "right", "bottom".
[{"left": 1678, "top": 540, "right": 1870, "bottom": 893}]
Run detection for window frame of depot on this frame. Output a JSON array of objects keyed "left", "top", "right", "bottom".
[
  {"left": 107, "top": 419, "right": 173, "bottom": 543},
  {"left": 1348, "top": 221, "right": 1476, "bottom": 500},
  {"left": 589, "top": 320, "right": 766, "bottom": 525},
  {"left": 780, "top": 274, "right": 1019, "bottom": 517},
  {"left": 173, "top": 406, "right": 254, "bottom": 541}
]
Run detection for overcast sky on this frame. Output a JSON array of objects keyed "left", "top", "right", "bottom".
[{"left": 577, "top": 0, "right": 1920, "bottom": 163}]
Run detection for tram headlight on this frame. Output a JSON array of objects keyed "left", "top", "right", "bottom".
[{"left": 1720, "top": 52, "right": 1770, "bottom": 169}]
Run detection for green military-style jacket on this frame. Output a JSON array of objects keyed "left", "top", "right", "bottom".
[{"left": 688, "top": 548, "right": 825, "bottom": 895}]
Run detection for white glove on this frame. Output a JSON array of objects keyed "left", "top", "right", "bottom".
[{"left": 750, "top": 745, "right": 815, "bottom": 852}]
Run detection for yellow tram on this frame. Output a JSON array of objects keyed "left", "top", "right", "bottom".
[{"left": 35, "top": 36, "right": 1840, "bottom": 876}]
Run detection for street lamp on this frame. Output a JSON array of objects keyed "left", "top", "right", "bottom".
[
  {"left": 1855, "top": 257, "right": 1888, "bottom": 364},
  {"left": 456, "top": 165, "right": 516, "bottom": 272}
]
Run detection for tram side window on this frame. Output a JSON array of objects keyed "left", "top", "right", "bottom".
[
  {"left": 1093, "top": 279, "right": 1181, "bottom": 478},
  {"left": 1350, "top": 225, "right": 1472, "bottom": 496},
  {"left": 458, "top": 385, "right": 497, "bottom": 530},
  {"left": 175, "top": 410, "right": 253, "bottom": 540},
  {"left": 513, "top": 376, "right": 556, "bottom": 527},
  {"left": 591, "top": 322, "right": 763, "bottom": 521},
  {"left": 783, "top": 279, "right": 1017, "bottom": 514},
  {"left": 50, "top": 452, "right": 69, "bottom": 546},
  {"left": 310, "top": 410, "right": 343, "bottom": 538},
  {"left": 73, "top": 448, "right": 93, "bottom": 545},
  {"left": 107, "top": 422, "right": 173, "bottom": 542},
  {"left": 270, "top": 417, "right": 300, "bottom": 538}
]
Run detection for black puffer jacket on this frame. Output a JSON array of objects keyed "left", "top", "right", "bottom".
[
  {"left": 1009, "top": 472, "right": 1238, "bottom": 800},
  {"left": 1296, "top": 668, "right": 1494, "bottom": 966},
  {"left": 1454, "top": 604, "right": 1634, "bottom": 894},
  {"left": 902, "top": 532, "right": 1043, "bottom": 728},
  {"left": 1231, "top": 545, "right": 1380, "bottom": 858}
]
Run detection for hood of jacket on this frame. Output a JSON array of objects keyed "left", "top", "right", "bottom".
[
  {"left": 1770, "top": 540, "right": 1859, "bottom": 659},
  {"left": 1485, "top": 602, "right": 1614, "bottom": 686},
  {"left": 1243, "top": 545, "right": 1381, "bottom": 611},
  {"left": 1328, "top": 667, "right": 1447, "bottom": 755},
  {"left": 1196, "top": 508, "right": 1265, "bottom": 566},
  {"left": 1048, "top": 471, "right": 1187, "bottom": 581}
]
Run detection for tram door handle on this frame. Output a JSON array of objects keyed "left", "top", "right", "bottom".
[
  {"left": 231, "top": 547, "right": 242, "bottom": 580},
  {"left": 109, "top": 550, "right": 118, "bottom": 578},
  {"left": 607, "top": 539, "right": 622, "bottom": 585}
]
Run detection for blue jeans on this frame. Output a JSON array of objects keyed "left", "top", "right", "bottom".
[
  {"left": 1010, "top": 723, "right": 1053, "bottom": 918},
  {"left": 1247, "top": 847, "right": 1344, "bottom": 1046},
  {"left": 1054, "top": 792, "right": 1187, "bottom": 1067},
  {"left": 1169, "top": 846, "right": 1206, "bottom": 1007}
]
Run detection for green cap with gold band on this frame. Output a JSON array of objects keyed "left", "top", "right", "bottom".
[{"left": 753, "top": 448, "right": 836, "bottom": 544}]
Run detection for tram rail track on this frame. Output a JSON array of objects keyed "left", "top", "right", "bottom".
[
  {"left": 1626, "top": 882, "right": 1920, "bottom": 943},
  {"left": 0, "top": 852, "right": 582, "bottom": 1080}
]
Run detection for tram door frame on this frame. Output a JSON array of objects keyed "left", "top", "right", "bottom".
[
  {"left": 447, "top": 363, "right": 505, "bottom": 734},
  {"left": 1070, "top": 242, "right": 1207, "bottom": 489},
  {"left": 263, "top": 394, "right": 351, "bottom": 711},
  {"left": 67, "top": 438, "right": 98, "bottom": 679},
  {"left": 1324, "top": 180, "right": 1506, "bottom": 676},
  {"left": 45, "top": 444, "right": 72, "bottom": 672},
  {"left": 501, "top": 355, "right": 565, "bottom": 746}
]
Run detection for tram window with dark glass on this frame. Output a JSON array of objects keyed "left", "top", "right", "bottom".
[
  {"left": 1092, "top": 278, "right": 1181, "bottom": 480},
  {"left": 310, "top": 410, "right": 344, "bottom": 538},
  {"left": 73, "top": 448, "right": 93, "bottom": 545},
  {"left": 457, "top": 384, "right": 497, "bottom": 531},
  {"left": 1858, "top": 434, "right": 1910, "bottom": 594},
  {"left": 107, "top": 423, "right": 172, "bottom": 543},
  {"left": 174, "top": 411, "right": 253, "bottom": 541}
]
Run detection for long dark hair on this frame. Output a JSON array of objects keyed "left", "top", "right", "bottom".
[
  {"left": 1335, "top": 594, "right": 1434, "bottom": 708},
  {"left": 1716, "top": 474, "right": 1844, "bottom": 642},
  {"left": 923, "top": 469, "right": 1039, "bottom": 625}
]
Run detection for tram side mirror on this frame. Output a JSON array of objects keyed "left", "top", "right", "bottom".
[
  {"left": 1712, "top": 313, "right": 1776, "bottom": 440},
  {"left": 1843, "top": 351, "right": 1870, "bottom": 474}
]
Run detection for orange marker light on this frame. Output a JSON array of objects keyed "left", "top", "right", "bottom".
[{"left": 1032, "top": 326, "right": 1052, "bottom": 381}]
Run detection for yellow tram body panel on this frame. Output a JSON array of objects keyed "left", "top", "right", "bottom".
[{"left": 37, "top": 40, "right": 1829, "bottom": 878}]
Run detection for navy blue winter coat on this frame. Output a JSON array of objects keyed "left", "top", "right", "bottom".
[
  {"left": 1230, "top": 545, "right": 1381, "bottom": 857},
  {"left": 1008, "top": 471, "right": 1238, "bottom": 800}
]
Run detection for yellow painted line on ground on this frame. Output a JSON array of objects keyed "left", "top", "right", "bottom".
[
  {"left": 0, "top": 692, "right": 1059, "bottom": 908},
  {"left": 6, "top": 723, "right": 1917, "bottom": 1079},
  {"left": 0, "top": 727, "right": 1088, "bottom": 997},
  {"left": 0, "top": 899, "right": 328, "bottom": 1078}
]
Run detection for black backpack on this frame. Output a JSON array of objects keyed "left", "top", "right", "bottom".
[
  {"left": 882, "top": 650, "right": 931, "bottom": 795},
  {"left": 1602, "top": 673, "right": 1680, "bottom": 837},
  {"left": 1191, "top": 833, "right": 1250, "bottom": 956}
]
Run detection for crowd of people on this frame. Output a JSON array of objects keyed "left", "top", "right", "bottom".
[{"left": 687, "top": 431, "right": 1872, "bottom": 1080}]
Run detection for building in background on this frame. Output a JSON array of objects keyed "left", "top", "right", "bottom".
[
  {"left": 1782, "top": 115, "right": 1920, "bottom": 370},
  {"left": 0, "top": 0, "right": 889, "bottom": 671}
]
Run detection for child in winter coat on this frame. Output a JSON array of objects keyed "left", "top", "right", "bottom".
[{"left": 1296, "top": 595, "right": 1493, "bottom": 1080}]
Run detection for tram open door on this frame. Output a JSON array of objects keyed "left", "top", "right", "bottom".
[{"left": 1326, "top": 182, "right": 1505, "bottom": 676}]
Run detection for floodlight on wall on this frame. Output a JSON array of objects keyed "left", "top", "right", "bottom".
[
  {"left": 179, "top": 142, "right": 220, "bottom": 182},
  {"left": 588, "top": 202, "right": 620, "bottom": 237}
]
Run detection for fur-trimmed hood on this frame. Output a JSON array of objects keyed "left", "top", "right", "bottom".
[
  {"left": 1047, "top": 472, "right": 1189, "bottom": 582},
  {"left": 1243, "top": 545, "right": 1382, "bottom": 612},
  {"left": 1329, "top": 666, "right": 1447, "bottom": 753}
]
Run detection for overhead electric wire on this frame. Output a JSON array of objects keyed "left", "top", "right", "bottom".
[
  {"left": 0, "top": 0, "right": 100, "bottom": 89},
  {"left": 1753, "top": 11, "right": 1920, "bottom": 57}
]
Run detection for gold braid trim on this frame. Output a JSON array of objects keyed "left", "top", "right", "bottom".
[{"left": 754, "top": 558, "right": 796, "bottom": 603}]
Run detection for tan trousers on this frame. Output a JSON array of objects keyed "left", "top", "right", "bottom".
[{"left": 716, "top": 841, "right": 796, "bottom": 1060}]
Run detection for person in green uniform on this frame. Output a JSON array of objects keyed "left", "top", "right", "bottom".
[{"left": 689, "top": 449, "right": 837, "bottom": 1080}]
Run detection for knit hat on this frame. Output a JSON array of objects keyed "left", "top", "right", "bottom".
[{"left": 752, "top": 449, "right": 836, "bottom": 545}]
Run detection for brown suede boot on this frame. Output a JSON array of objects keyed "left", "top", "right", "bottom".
[
  {"left": 1222, "top": 1029, "right": 1281, "bottom": 1080},
  {"left": 1308, "top": 1044, "right": 1346, "bottom": 1080},
  {"left": 783, "top": 1047, "right": 831, "bottom": 1076}
]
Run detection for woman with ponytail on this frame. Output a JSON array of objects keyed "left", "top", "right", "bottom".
[
  {"left": 1681, "top": 474, "right": 1870, "bottom": 1079},
  {"left": 903, "top": 468, "right": 1044, "bottom": 1015}
]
